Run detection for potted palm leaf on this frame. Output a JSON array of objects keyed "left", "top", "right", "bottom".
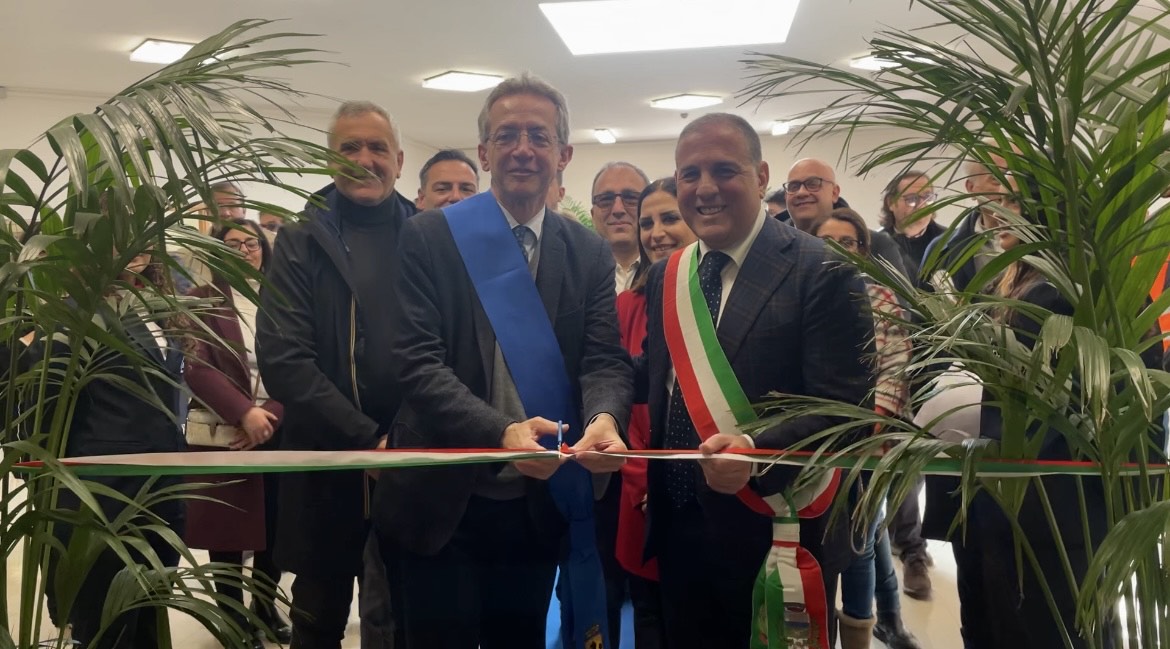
[
  {"left": 1, "top": 19, "right": 337, "bottom": 648},
  {"left": 738, "top": 1, "right": 1170, "bottom": 647}
]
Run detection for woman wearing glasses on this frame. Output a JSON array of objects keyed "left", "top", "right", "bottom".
[
  {"left": 613, "top": 177, "right": 697, "bottom": 649},
  {"left": 879, "top": 170, "right": 945, "bottom": 281},
  {"left": 813, "top": 208, "right": 922, "bottom": 649},
  {"left": 185, "top": 218, "right": 291, "bottom": 648}
]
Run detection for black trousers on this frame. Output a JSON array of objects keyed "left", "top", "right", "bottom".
[
  {"left": 889, "top": 476, "right": 928, "bottom": 561},
  {"left": 389, "top": 495, "right": 558, "bottom": 649},
  {"left": 51, "top": 479, "right": 184, "bottom": 649},
  {"left": 953, "top": 494, "right": 1117, "bottom": 649},
  {"left": 629, "top": 574, "right": 668, "bottom": 649},
  {"left": 657, "top": 506, "right": 839, "bottom": 649},
  {"left": 595, "top": 473, "right": 627, "bottom": 649},
  {"left": 68, "top": 541, "right": 181, "bottom": 649},
  {"left": 288, "top": 570, "right": 359, "bottom": 649}
]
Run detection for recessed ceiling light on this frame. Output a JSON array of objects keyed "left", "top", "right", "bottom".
[
  {"left": 771, "top": 121, "right": 791, "bottom": 136},
  {"left": 130, "top": 39, "right": 195, "bottom": 64},
  {"left": 593, "top": 129, "right": 617, "bottom": 144},
  {"left": 849, "top": 55, "right": 900, "bottom": 71},
  {"left": 650, "top": 94, "right": 724, "bottom": 111},
  {"left": 421, "top": 71, "right": 505, "bottom": 92},
  {"left": 540, "top": 0, "right": 800, "bottom": 55}
]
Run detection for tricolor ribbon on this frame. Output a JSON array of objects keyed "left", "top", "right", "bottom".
[{"left": 16, "top": 447, "right": 1162, "bottom": 478}]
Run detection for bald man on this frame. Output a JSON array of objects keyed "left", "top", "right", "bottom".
[{"left": 785, "top": 158, "right": 909, "bottom": 279}]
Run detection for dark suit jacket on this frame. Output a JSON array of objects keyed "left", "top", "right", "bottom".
[
  {"left": 642, "top": 217, "right": 875, "bottom": 578},
  {"left": 33, "top": 306, "right": 188, "bottom": 526},
  {"left": 374, "top": 205, "right": 634, "bottom": 556},
  {"left": 257, "top": 187, "right": 415, "bottom": 575}
]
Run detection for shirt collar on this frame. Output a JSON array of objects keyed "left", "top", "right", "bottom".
[
  {"left": 499, "top": 201, "right": 546, "bottom": 242},
  {"left": 618, "top": 258, "right": 641, "bottom": 273},
  {"left": 698, "top": 207, "right": 767, "bottom": 269}
]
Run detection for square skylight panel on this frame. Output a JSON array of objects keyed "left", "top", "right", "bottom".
[{"left": 540, "top": 0, "right": 801, "bottom": 55}]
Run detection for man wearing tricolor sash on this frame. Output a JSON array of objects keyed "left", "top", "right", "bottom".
[
  {"left": 640, "top": 113, "right": 875, "bottom": 648},
  {"left": 373, "top": 75, "right": 633, "bottom": 649}
]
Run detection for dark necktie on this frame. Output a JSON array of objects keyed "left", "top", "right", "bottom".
[
  {"left": 513, "top": 225, "right": 534, "bottom": 263},
  {"left": 663, "top": 251, "right": 731, "bottom": 510}
]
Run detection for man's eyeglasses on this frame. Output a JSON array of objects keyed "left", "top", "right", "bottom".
[
  {"left": 592, "top": 191, "right": 641, "bottom": 211},
  {"left": 488, "top": 128, "right": 555, "bottom": 150},
  {"left": 225, "top": 238, "right": 261, "bottom": 252},
  {"left": 901, "top": 191, "right": 937, "bottom": 208},
  {"left": 820, "top": 235, "right": 861, "bottom": 251},
  {"left": 784, "top": 177, "right": 834, "bottom": 193},
  {"left": 261, "top": 222, "right": 281, "bottom": 232}
]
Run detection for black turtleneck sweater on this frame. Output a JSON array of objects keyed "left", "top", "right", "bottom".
[
  {"left": 336, "top": 192, "right": 405, "bottom": 421},
  {"left": 893, "top": 219, "right": 946, "bottom": 279}
]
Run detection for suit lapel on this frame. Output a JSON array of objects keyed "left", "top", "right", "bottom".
[
  {"left": 717, "top": 218, "right": 796, "bottom": 364},
  {"left": 535, "top": 211, "right": 564, "bottom": 322}
]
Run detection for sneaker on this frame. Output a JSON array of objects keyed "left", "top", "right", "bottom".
[
  {"left": 902, "top": 556, "right": 932, "bottom": 600},
  {"left": 874, "top": 617, "right": 923, "bottom": 649}
]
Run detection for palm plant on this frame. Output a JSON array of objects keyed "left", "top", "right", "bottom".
[
  {"left": 739, "top": 1, "right": 1170, "bottom": 647},
  {"left": 1, "top": 19, "right": 337, "bottom": 648}
]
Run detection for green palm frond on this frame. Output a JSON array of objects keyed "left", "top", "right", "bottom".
[
  {"left": 0, "top": 19, "right": 338, "bottom": 648},
  {"left": 739, "top": 1, "right": 1170, "bottom": 646}
]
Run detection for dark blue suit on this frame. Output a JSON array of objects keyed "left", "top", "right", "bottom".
[{"left": 640, "top": 217, "right": 875, "bottom": 648}]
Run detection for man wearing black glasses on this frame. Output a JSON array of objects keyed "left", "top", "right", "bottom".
[
  {"left": 590, "top": 162, "right": 650, "bottom": 293},
  {"left": 785, "top": 158, "right": 910, "bottom": 280}
]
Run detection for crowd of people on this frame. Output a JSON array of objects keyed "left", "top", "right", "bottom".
[{"left": 34, "top": 71, "right": 1155, "bottom": 649}]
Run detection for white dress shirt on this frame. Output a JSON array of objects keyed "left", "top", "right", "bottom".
[
  {"left": 500, "top": 201, "right": 546, "bottom": 263},
  {"left": 615, "top": 258, "right": 641, "bottom": 294}
]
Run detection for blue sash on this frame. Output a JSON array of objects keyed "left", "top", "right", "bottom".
[{"left": 444, "top": 192, "right": 609, "bottom": 649}]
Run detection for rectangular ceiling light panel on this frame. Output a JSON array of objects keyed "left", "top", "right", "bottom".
[
  {"left": 422, "top": 71, "right": 505, "bottom": 92},
  {"left": 130, "top": 39, "right": 195, "bottom": 64},
  {"left": 650, "top": 94, "right": 723, "bottom": 110},
  {"left": 540, "top": 0, "right": 801, "bottom": 55}
]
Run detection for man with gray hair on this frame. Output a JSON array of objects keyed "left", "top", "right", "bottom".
[
  {"left": 258, "top": 99, "right": 417, "bottom": 649},
  {"left": 590, "top": 161, "right": 651, "bottom": 293},
  {"left": 375, "top": 73, "right": 632, "bottom": 649}
]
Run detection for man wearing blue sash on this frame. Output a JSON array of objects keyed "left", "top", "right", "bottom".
[{"left": 374, "top": 74, "right": 633, "bottom": 649}]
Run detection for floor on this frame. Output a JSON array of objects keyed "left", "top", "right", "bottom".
[{"left": 12, "top": 540, "right": 962, "bottom": 648}]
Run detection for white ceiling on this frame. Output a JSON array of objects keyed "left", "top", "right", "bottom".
[{"left": 1, "top": 0, "right": 957, "bottom": 149}]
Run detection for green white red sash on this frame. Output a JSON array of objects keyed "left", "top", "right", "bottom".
[{"left": 663, "top": 243, "right": 839, "bottom": 649}]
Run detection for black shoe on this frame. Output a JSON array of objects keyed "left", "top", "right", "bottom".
[
  {"left": 251, "top": 599, "right": 293, "bottom": 645},
  {"left": 223, "top": 611, "right": 265, "bottom": 649},
  {"left": 874, "top": 616, "right": 923, "bottom": 649}
]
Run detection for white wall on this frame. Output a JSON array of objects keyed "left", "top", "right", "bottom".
[
  {"left": 2, "top": 90, "right": 967, "bottom": 227},
  {"left": 0, "top": 91, "right": 436, "bottom": 217},
  {"left": 550, "top": 128, "right": 966, "bottom": 228}
]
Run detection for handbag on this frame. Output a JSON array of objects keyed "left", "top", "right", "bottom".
[
  {"left": 912, "top": 362, "right": 983, "bottom": 442},
  {"left": 185, "top": 369, "right": 264, "bottom": 448}
]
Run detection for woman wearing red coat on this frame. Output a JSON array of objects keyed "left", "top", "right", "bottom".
[
  {"left": 185, "top": 218, "right": 291, "bottom": 647},
  {"left": 616, "top": 177, "right": 697, "bottom": 648}
]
